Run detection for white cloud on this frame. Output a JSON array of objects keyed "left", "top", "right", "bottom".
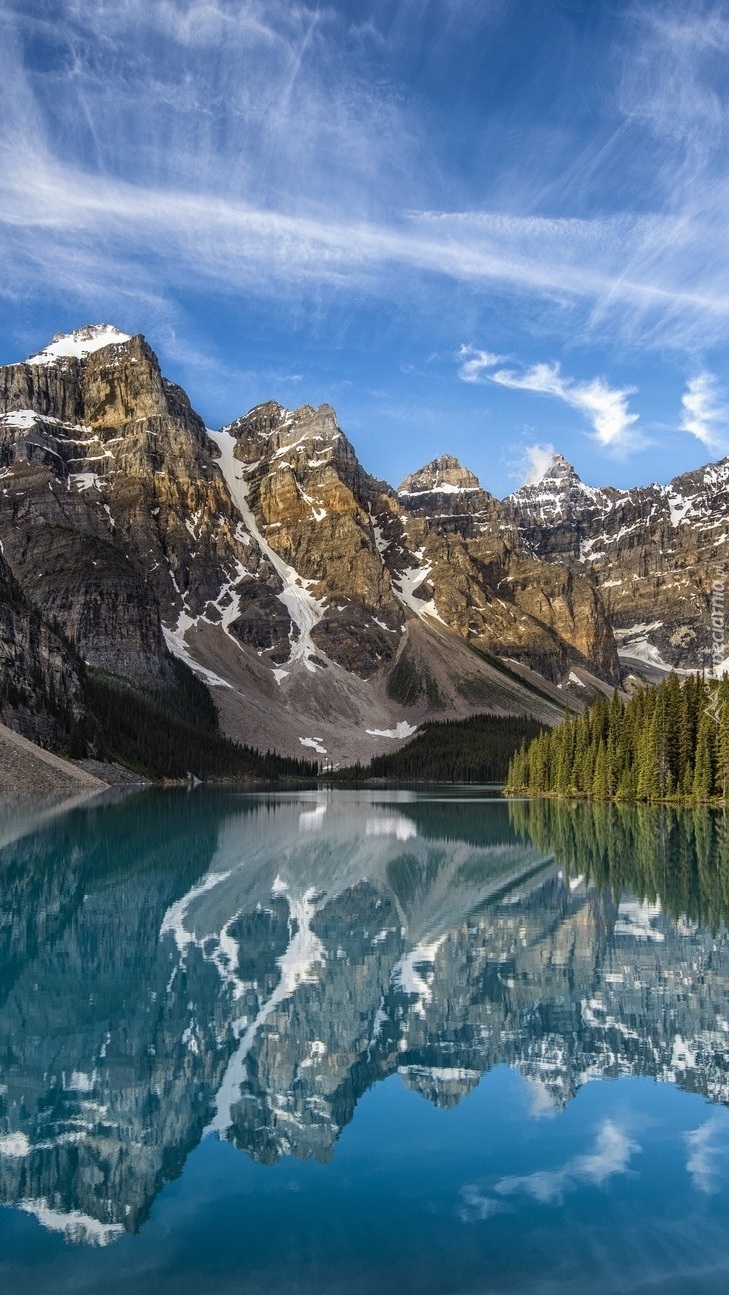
[
  {"left": 460, "top": 1119, "right": 639, "bottom": 1221},
  {"left": 680, "top": 371, "right": 729, "bottom": 455},
  {"left": 3, "top": 2, "right": 729, "bottom": 355},
  {"left": 620, "top": 6, "right": 729, "bottom": 147},
  {"left": 521, "top": 1075, "right": 558, "bottom": 1119},
  {"left": 517, "top": 442, "right": 558, "bottom": 486},
  {"left": 481, "top": 359, "right": 643, "bottom": 452},
  {"left": 457, "top": 345, "right": 506, "bottom": 382},
  {"left": 685, "top": 1116, "right": 729, "bottom": 1194}
]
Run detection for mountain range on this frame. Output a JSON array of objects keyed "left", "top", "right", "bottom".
[{"left": 0, "top": 325, "right": 724, "bottom": 767}]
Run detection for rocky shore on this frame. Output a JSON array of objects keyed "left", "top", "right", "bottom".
[{"left": 0, "top": 722, "right": 108, "bottom": 802}]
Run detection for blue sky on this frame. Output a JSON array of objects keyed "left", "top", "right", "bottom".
[{"left": 2, "top": 0, "right": 729, "bottom": 497}]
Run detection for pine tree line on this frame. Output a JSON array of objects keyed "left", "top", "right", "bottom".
[
  {"left": 84, "top": 664, "right": 319, "bottom": 781},
  {"left": 505, "top": 674, "right": 729, "bottom": 803},
  {"left": 335, "top": 714, "right": 545, "bottom": 784}
]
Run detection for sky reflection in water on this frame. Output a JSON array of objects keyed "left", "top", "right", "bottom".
[{"left": 0, "top": 788, "right": 728, "bottom": 1293}]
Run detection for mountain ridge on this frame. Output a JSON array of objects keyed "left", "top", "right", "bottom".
[{"left": 0, "top": 323, "right": 718, "bottom": 768}]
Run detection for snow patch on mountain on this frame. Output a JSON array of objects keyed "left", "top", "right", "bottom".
[
  {"left": 614, "top": 623, "right": 670, "bottom": 669},
  {"left": 366, "top": 721, "right": 418, "bottom": 739},
  {"left": 392, "top": 549, "right": 446, "bottom": 624},
  {"left": 299, "top": 736, "right": 327, "bottom": 755},
  {"left": 208, "top": 428, "right": 327, "bottom": 674}
]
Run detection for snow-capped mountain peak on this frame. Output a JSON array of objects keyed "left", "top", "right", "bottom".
[{"left": 27, "top": 324, "right": 132, "bottom": 366}]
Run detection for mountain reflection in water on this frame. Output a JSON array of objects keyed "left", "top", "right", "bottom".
[{"left": 0, "top": 789, "right": 728, "bottom": 1248}]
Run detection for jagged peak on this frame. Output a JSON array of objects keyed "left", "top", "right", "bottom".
[
  {"left": 670, "top": 454, "right": 729, "bottom": 494},
  {"left": 224, "top": 400, "right": 342, "bottom": 449},
  {"left": 508, "top": 451, "right": 604, "bottom": 504},
  {"left": 528, "top": 452, "right": 579, "bottom": 487},
  {"left": 398, "top": 454, "right": 482, "bottom": 496},
  {"left": 26, "top": 324, "right": 132, "bottom": 366},
  {"left": 542, "top": 451, "right": 575, "bottom": 476}
]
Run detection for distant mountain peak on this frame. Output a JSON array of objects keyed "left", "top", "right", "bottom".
[
  {"left": 398, "top": 454, "right": 483, "bottom": 496},
  {"left": 27, "top": 324, "right": 132, "bottom": 366},
  {"left": 508, "top": 451, "right": 600, "bottom": 503},
  {"left": 224, "top": 400, "right": 342, "bottom": 448},
  {"left": 533, "top": 452, "right": 579, "bottom": 485}
]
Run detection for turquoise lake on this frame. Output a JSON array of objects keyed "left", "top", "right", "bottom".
[{"left": 1, "top": 787, "right": 729, "bottom": 1293}]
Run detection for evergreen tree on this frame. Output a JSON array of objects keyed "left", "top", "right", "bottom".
[
  {"left": 592, "top": 740, "right": 610, "bottom": 800},
  {"left": 693, "top": 712, "right": 715, "bottom": 801}
]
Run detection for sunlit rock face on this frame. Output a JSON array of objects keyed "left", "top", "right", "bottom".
[
  {"left": 0, "top": 330, "right": 243, "bottom": 686},
  {"left": 398, "top": 454, "right": 499, "bottom": 535},
  {"left": 394, "top": 454, "right": 619, "bottom": 683},
  {"left": 507, "top": 452, "right": 729, "bottom": 673},
  {"left": 0, "top": 328, "right": 623, "bottom": 762},
  {"left": 224, "top": 400, "right": 403, "bottom": 678},
  {"left": 1, "top": 793, "right": 729, "bottom": 1242},
  {"left": 3, "top": 323, "right": 729, "bottom": 727}
]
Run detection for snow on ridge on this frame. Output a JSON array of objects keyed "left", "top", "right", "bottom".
[
  {"left": 207, "top": 428, "right": 327, "bottom": 674},
  {"left": 666, "top": 490, "right": 694, "bottom": 528},
  {"left": 162, "top": 613, "right": 234, "bottom": 689},
  {"left": 26, "top": 325, "right": 132, "bottom": 366},
  {"left": 399, "top": 483, "right": 480, "bottom": 497},
  {"left": 1, "top": 409, "right": 58, "bottom": 429},
  {"left": 702, "top": 459, "right": 729, "bottom": 489}
]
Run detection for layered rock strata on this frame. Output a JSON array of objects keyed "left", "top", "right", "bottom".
[{"left": 507, "top": 453, "right": 729, "bottom": 673}]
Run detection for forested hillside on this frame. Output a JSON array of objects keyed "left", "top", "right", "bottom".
[
  {"left": 337, "top": 713, "right": 545, "bottom": 784},
  {"left": 85, "top": 663, "right": 319, "bottom": 781},
  {"left": 505, "top": 674, "right": 729, "bottom": 803}
]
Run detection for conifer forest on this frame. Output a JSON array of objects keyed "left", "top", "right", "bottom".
[{"left": 505, "top": 674, "right": 729, "bottom": 803}]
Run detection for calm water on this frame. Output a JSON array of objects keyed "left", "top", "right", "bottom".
[{"left": 1, "top": 788, "right": 729, "bottom": 1293}]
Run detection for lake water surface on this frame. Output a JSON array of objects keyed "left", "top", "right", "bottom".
[{"left": 1, "top": 787, "right": 729, "bottom": 1293}]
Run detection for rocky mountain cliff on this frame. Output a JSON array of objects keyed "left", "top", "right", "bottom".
[
  {"left": 0, "top": 326, "right": 624, "bottom": 765},
  {"left": 3, "top": 323, "right": 725, "bottom": 767},
  {"left": 0, "top": 547, "right": 85, "bottom": 748},
  {"left": 507, "top": 451, "right": 729, "bottom": 675}
]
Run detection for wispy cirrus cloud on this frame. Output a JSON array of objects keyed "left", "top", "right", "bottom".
[
  {"left": 3, "top": 1, "right": 729, "bottom": 355},
  {"left": 458, "top": 349, "right": 644, "bottom": 452},
  {"left": 680, "top": 371, "right": 729, "bottom": 455},
  {"left": 457, "top": 345, "right": 507, "bottom": 382},
  {"left": 5, "top": 0, "right": 729, "bottom": 500},
  {"left": 620, "top": 4, "right": 729, "bottom": 150}
]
